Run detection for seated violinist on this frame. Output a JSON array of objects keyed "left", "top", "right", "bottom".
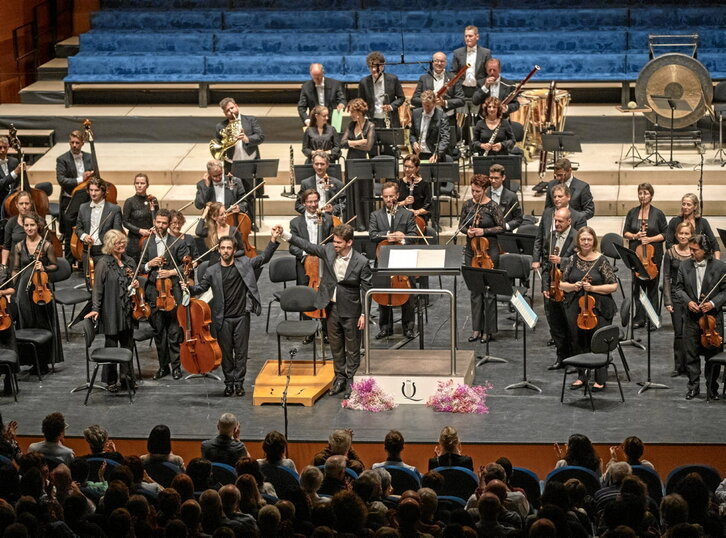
[
  {"left": 75, "top": 177, "right": 123, "bottom": 265},
  {"left": 194, "top": 159, "right": 249, "bottom": 217},
  {"left": 294, "top": 151, "right": 345, "bottom": 218}
]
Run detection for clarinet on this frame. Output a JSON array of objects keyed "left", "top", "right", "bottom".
[{"left": 482, "top": 122, "right": 502, "bottom": 157}]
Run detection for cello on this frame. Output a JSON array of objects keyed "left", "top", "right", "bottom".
[
  {"left": 635, "top": 217, "right": 658, "bottom": 280},
  {"left": 371, "top": 205, "right": 412, "bottom": 308},
  {"left": 4, "top": 125, "right": 49, "bottom": 218},
  {"left": 177, "top": 296, "right": 222, "bottom": 375}
]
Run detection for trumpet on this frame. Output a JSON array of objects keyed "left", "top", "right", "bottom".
[{"left": 209, "top": 116, "right": 244, "bottom": 160}]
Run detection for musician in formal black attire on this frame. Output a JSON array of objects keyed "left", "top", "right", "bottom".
[
  {"left": 357, "top": 51, "right": 405, "bottom": 130},
  {"left": 302, "top": 106, "right": 341, "bottom": 163},
  {"left": 122, "top": 173, "right": 156, "bottom": 263},
  {"left": 544, "top": 158, "right": 595, "bottom": 220},
  {"left": 0, "top": 136, "right": 22, "bottom": 221},
  {"left": 396, "top": 155, "right": 431, "bottom": 223},
  {"left": 471, "top": 58, "right": 520, "bottom": 116},
  {"left": 665, "top": 193, "right": 720, "bottom": 259},
  {"left": 674, "top": 234, "right": 726, "bottom": 400},
  {"left": 487, "top": 164, "right": 522, "bottom": 231},
  {"left": 412, "top": 52, "right": 465, "bottom": 130},
  {"left": 194, "top": 159, "right": 248, "bottom": 216},
  {"left": 2, "top": 191, "right": 33, "bottom": 273},
  {"left": 341, "top": 98, "right": 376, "bottom": 231},
  {"left": 75, "top": 178, "right": 123, "bottom": 278},
  {"left": 451, "top": 25, "right": 492, "bottom": 107},
  {"left": 297, "top": 63, "right": 346, "bottom": 127},
  {"left": 470, "top": 97, "right": 516, "bottom": 156},
  {"left": 294, "top": 151, "right": 345, "bottom": 218},
  {"left": 168, "top": 210, "right": 198, "bottom": 272},
  {"left": 409, "top": 91, "right": 451, "bottom": 164}
]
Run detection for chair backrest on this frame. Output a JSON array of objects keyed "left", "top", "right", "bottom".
[
  {"left": 86, "top": 457, "right": 121, "bottom": 481},
  {"left": 197, "top": 261, "right": 209, "bottom": 282},
  {"left": 316, "top": 464, "right": 358, "bottom": 481},
  {"left": 0, "top": 454, "right": 13, "bottom": 467},
  {"left": 144, "top": 460, "right": 182, "bottom": 488},
  {"left": 35, "top": 182, "right": 53, "bottom": 196},
  {"left": 436, "top": 495, "right": 467, "bottom": 508},
  {"left": 665, "top": 464, "right": 722, "bottom": 494},
  {"left": 498, "top": 253, "right": 532, "bottom": 281},
  {"left": 279, "top": 285, "right": 318, "bottom": 313},
  {"left": 50, "top": 257, "right": 72, "bottom": 283},
  {"left": 631, "top": 465, "right": 664, "bottom": 504},
  {"left": 510, "top": 121, "right": 524, "bottom": 142},
  {"left": 384, "top": 465, "right": 422, "bottom": 495},
  {"left": 211, "top": 462, "right": 238, "bottom": 486},
  {"left": 545, "top": 466, "right": 601, "bottom": 496},
  {"left": 269, "top": 256, "right": 297, "bottom": 284},
  {"left": 82, "top": 318, "right": 97, "bottom": 350},
  {"left": 590, "top": 325, "right": 620, "bottom": 355},
  {"left": 511, "top": 466, "right": 541, "bottom": 508},
  {"left": 517, "top": 224, "right": 539, "bottom": 236},
  {"left": 432, "top": 466, "right": 479, "bottom": 500},
  {"left": 260, "top": 463, "right": 301, "bottom": 494},
  {"left": 600, "top": 233, "right": 623, "bottom": 261}
]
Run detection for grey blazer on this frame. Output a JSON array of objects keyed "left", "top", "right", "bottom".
[
  {"left": 488, "top": 187, "right": 522, "bottom": 231},
  {"left": 214, "top": 115, "right": 264, "bottom": 162},
  {"left": 194, "top": 175, "right": 248, "bottom": 213},
  {"left": 295, "top": 175, "right": 345, "bottom": 215}
]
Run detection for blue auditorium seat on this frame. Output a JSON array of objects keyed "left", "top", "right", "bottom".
[
  {"left": 91, "top": 9, "right": 222, "bottom": 30},
  {"left": 216, "top": 31, "right": 350, "bottom": 55},
  {"left": 358, "top": 9, "right": 490, "bottom": 32},
  {"left": 80, "top": 32, "right": 215, "bottom": 53},
  {"left": 230, "top": 0, "right": 359, "bottom": 7},
  {"left": 223, "top": 10, "right": 357, "bottom": 31},
  {"left": 403, "top": 32, "right": 462, "bottom": 54},
  {"left": 492, "top": 8, "right": 628, "bottom": 31},
  {"left": 343, "top": 54, "right": 432, "bottom": 81},
  {"left": 498, "top": 53, "right": 626, "bottom": 81},
  {"left": 350, "top": 32, "right": 405, "bottom": 54},
  {"left": 204, "top": 54, "right": 346, "bottom": 82},
  {"left": 101, "top": 0, "right": 229, "bottom": 7},
  {"left": 627, "top": 29, "right": 726, "bottom": 52},
  {"left": 67, "top": 54, "right": 206, "bottom": 82},
  {"left": 489, "top": 31, "right": 627, "bottom": 53},
  {"left": 629, "top": 7, "right": 726, "bottom": 29}
]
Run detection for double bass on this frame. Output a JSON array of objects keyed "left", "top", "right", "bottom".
[{"left": 4, "top": 125, "right": 49, "bottom": 218}]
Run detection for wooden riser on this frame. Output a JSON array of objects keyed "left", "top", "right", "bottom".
[{"left": 253, "top": 360, "right": 334, "bottom": 407}]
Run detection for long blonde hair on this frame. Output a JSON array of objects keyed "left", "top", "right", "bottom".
[{"left": 204, "top": 202, "right": 226, "bottom": 249}]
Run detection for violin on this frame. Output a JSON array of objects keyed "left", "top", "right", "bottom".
[
  {"left": 177, "top": 297, "right": 222, "bottom": 375},
  {"left": 371, "top": 206, "right": 412, "bottom": 307},
  {"left": 28, "top": 231, "right": 53, "bottom": 306},
  {"left": 182, "top": 255, "right": 195, "bottom": 286},
  {"left": 155, "top": 256, "right": 177, "bottom": 311},
  {"left": 469, "top": 204, "right": 494, "bottom": 269},
  {"left": 0, "top": 296, "right": 11, "bottom": 331},
  {"left": 576, "top": 275, "right": 598, "bottom": 330},
  {"left": 224, "top": 181, "right": 265, "bottom": 259},
  {"left": 548, "top": 246, "right": 564, "bottom": 302},
  {"left": 635, "top": 217, "right": 658, "bottom": 280},
  {"left": 699, "top": 313, "right": 722, "bottom": 349},
  {"left": 125, "top": 268, "right": 151, "bottom": 321}
]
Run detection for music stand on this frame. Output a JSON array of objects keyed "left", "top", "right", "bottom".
[
  {"left": 712, "top": 104, "right": 726, "bottom": 165},
  {"left": 462, "top": 266, "right": 511, "bottom": 365},
  {"left": 496, "top": 232, "right": 535, "bottom": 256},
  {"left": 420, "top": 162, "right": 458, "bottom": 229},
  {"left": 650, "top": 95, "right": 692, "bottom": 169},
  {"left": 232, "top": 159, "right": 279, "bottom": 231},
  {"left": 636, "top": 288, "right": 669, "bottom": 394},
  {"left": 472, "top": 155, "right": 523, "bottom": 186},
  {"left": 613, "top": 243, "right": 648, "bottom": 351},
  {"left": 541, "top": 132, "right": 582, "bottom": 166},
  {"left": 346, "top": 159, "right": 396, "bottom": 227},
  {"left": 616, "top": 104, "right": 651, "bottom": 167},
  {"left": 293, "top": 164, "right": 343, "bottom": 184},
  {"left": 376, "top": 128, "right": 404, "bottom": 157},
  {"left": 505, "top": 290, "right": 541, "bottom": 393}
]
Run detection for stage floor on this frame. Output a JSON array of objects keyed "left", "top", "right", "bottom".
[{"left": 5, "top": 253, "right": 726, "bottom": 447}]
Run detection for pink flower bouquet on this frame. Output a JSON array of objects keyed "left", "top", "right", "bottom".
[
  {"left": 342, "top": 378, "right": 397, "bottom": 412},
  {"left": 426, "top": 379, "right": 492, "bottom": 414}
]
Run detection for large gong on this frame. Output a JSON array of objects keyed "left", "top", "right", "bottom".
[{"left": 635, "top": 53, "right": 712, "bottom": 129}]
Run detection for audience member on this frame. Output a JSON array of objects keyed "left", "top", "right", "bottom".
[
  {"left": 428, "top": 426, "right": 473, "bottom": 471},
  {"left": 372, "top": 430, "right": 419, "bottom": 473},
  {"left": 257, "top": 504, "right": 282, "bottom": 536},
  {"left": 672, "top": 472, "right": 722, "bottom": 538},
  {"left": 235, "top": 456, "right": 277, "bottom": 497},
  {"left": 201, "top": 413, "right": 248, "bottom": 466},
  {"left": 218, "top": 484, "right": 258, "bottom": 534},
  {"left": 27, "top": 412, "right": 75, "bottom": 465},
  {"left": 660, "top": 493, "right": 689, "bottom": 533},
  {"left": 141, "top": 424, "right": 185, "bottom": 469},
  {"left": 313, "top": 429, "right": 365, "bottom": 475},
  {"left": 258, "top": 430, "right": 297, "bottom": 472},
  {"left": 476, "top": 492, "right": 516, "bottom": 536},
  {"left": 301, "top": 465, "right": 328, "bottom": 505},
  {"left": 0, "top": 414, "right": 20, "bottom": 462},
  {"left": 235, "top": 473, "right": 265, "bottom": 519},
  {"left": 81, "top": 424, "right": 124, "bottom": 462},
  {"left": 554, "top": 433, "right": 602, "bottom": 476},
  {"left": 319, "top": 455, "right": 348, "bottom": 496}
]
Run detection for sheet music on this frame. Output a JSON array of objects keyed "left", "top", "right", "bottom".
[
  {"left": 388, "top": 249, "right": 418, "bottom": 269},
  {"left": 417, "top": 249, "right": 446, "bottom": 268},
  {"left": 331, "top": 109, "right": 344, "bottom": 132},
  {"left": 198, "top": 289, "right": 214, "bottom": 304},
  {"left": 639, "top": 289, "right": 661, "bottom": 328},
  {"left": 510, "top": 291, "right": 537, "bottom": 329}
]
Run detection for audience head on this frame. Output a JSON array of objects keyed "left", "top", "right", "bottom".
[
  {"left": 477, "top": 492, "right": 501, "bottom": 522},
  {"left": 158, "top": 488, "right": 182, "bottom": 519},
  {"left": 383, "top": 430, "right": 405, "bottom": 459},
  {"left": 216, "top": 413, "right": 239, "bottom": 438},
  {"left": 218, "top": 484, "right": 240, "bottom": 516},
  {"left": 235, "top": 474, "right": 262, "bottom": 507},
  {"left": 147, "top": 424, "right": 173, "bottom": 455},
  {"left": 660, "top": 493, "right": 689, "bottom": 529},
  {"left": 609, "top": 461, "right": 633, "bottom": 485},
  {"left": 300, "top": 465, "right": 324, "bottom": 495},
  {"left": 621, "top": 436, "right": 645, "bottom": 464},
  {"left": 564, "top": 478, "right": 587, "bottom": 508},
  {"left": 257, "top": 505, "right": 282, "bottom": 536},
  {"left": 82, "top": 424, "right": 109, "bottom": 454},
  {"left": 418, "top": 487, "right": 438, "bottom": 521},
  {"left": 170, "top": 473, "right": 195, "bottom": 502},
  {"left": 324, "top": 455, "right": 347, "bottom": 480},
  {"left": 234, "top": 457, "right": 264, "bottom": 488},
  {"left": 352, "top": 471, "right": 382, "bottom": 502},
  {"left": 328, "top": 429, "right": 354, "bottom": 456},
  {"left": 529, "top": 518, "right": 557, "bottom": 537},
  {"left": 186, "top": 458, "right": 213, "bottom": 492},
  {"left": 372, "top": 467, "right": 392, "bottom": 497},
  {"left": 332, "top": 490, "right": 368, "bottom": 534},
  {"left": 438, "top": 426, "right": 461, "bottom": 454},
  {"left": 421, "top": 470, "right": 445, "bottom": 494},
  {"left": 672, "top": 472, "right": 711, "bottom": 520},
  {"left": 179, "top": 499, "right": 201, "bottom": 534},
  {"left": 494, "top": 457, "right": 514, "bottom": 484},
  {"left": 483, "top": 462, "right": 506, "bottom": 484},
  {"left": 262, "top": 430, "right": 288, "bottom": 464},
  {"left": 563, "top": 433, "right": 599, "bottom": 469},
  {"left": 40, "top": 412, "right": 66, "bottom": 442}
]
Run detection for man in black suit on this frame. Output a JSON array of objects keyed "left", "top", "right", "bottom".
[
  {"left": 533, "top": 183, "right": 587, "bottom": 266},
  {"left": 544, "top": 158, "right": 595, "bottom": 220},
  {"left": 487, "top": 164, "right": 522, "bottom": 231},
  {"left": 187, "top": 230, "right": 279, "bottom": 396},
  {"left": 471, "top": 58, "right": 520, "bottom": 116},
  {"left": 201, "top": 413, "right": 249, "bottom": 464},
  {"left": 278, "top": 223, "right": 372, "bottom": 398},
  {"left": 194, "top": 159, "right": 248, "bottom": 216},
  {"left": 409, "top": 91, "right": 451, "bottom": 163},
  {"left": 358, "top": 51, "right": 405, "bottom": 129},
  {"left": 297, "top": 63, "right": 347, "bottom": 127},
  {"left": 675, "top": 234, "right": 726, "bottom": 400},
  {"left": 0, "top": 136, "right": 22, "bottom": 220},
  {"left": 294, "top": 151, "right": 345, "bottom": 217},
  {"left": 75, "top": 177, "right": 123, "bottom": 265},
  {"left": 141, "top": 208, "right": 190, "bottom": 382},
  {"left": 535, "top": 207, "right": 578, "bottom": 370},
  {"left": 369, "top": 182, "right": 419, "bottom": 339},
  {"left": 451, "top": 25, "right": 492, "bottom": 109},
  {"left": 56, "top": 130, "right": 94, "bottom": 264},
  {"left": 290, "top": 189, "right": 334, "bottom": 285},
  {"left": 412, "top": 52, "right": 465, "bottom": 124}
]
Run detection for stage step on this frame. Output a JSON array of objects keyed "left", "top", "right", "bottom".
[
  {"left": 55, "top": 36, "right": 79, "bottom": 58},
  {"left": 19, "top": 81, "right": 65, "bottom": 105},
  {"left": 37, "top": 58, "right": 68, "bottom": 81}
]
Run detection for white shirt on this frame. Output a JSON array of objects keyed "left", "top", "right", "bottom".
[
  {"left": 487, "top": 76, "right": 502, "bottom": 99},
  {"left": 143, "top": 234, "right": 169, "bottom": 272},
  {"left": 419, "top": 112, "right": 433, "bottom": 153},
  {"left": 85, "top": 200, "right": 105, "bottom": 245},
  {"left": 554, "top": 226, "right": 571, "bottom": 254},
  {"left": 232, "top": 117, "right": 254, "bottom": 162},
  {"left": 73, "top": 153, "right": 85, "bottom": 183},
  {"left": 213, "top": 181, "right": 225, "bottom": 205},
  {"left": 373, "top": 75, "right": 386, "bottom": 119},
  {"left": 316, "top": 77, "right": 325, "bottom": 106},
  {"left": 315, "top": 174, "right": 329, "bottom": 204},
  {"left": 464, "top": 48, "right": 477, "bottom": 87},
  {"left": 331, "top": 251, "right": 351, "bottom": 302},
  {"left": 432, "top": 71, "right": 445, "bottom": 94},
  {"left": 305, "top": 211, "right": 320, "bottom": 243},
  {"left": 695, "top": 260, "right": 706, "bottom": 298},
  {"left": 490, "top": 186, "right": 502, "bottom": 206}
]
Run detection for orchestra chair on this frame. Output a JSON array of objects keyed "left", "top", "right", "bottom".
[
  {"left": 384, "top": 466, "right": 421, "bottom": 495},
  {"left": 260, "top": 463, "right": 300, "bottom": 495},
  {"left": 0, "top": 455, "right": 12, "bottom": 466},
  {"left": 53, "top": 257, "right": 91, "bottom": 342},
  {"left": 276, "top": 286, "right": 324, "bottom": 375},
  {"left": 36, "top": 182, "right": 60, "bottom": 220},
  {"left": 631, "top": 465, "right": 664, "bottom": 505},
  {"left": 511, "top": 467, "right": 541, "bottom": 509},
  {"left": 86, "top": 457, "right": 120, "bottom": 481},
  {"left": 600, "top": 233, "right": 626, "bottom": 299},
  {"left": 211, "top": 462, "right": 237, "bottom": 486},
  {"left": 0, "top": 347, "right": 19, "bottom": 402},
  {"left": 265, "top": 255, "right": 297, "bottom": 333},
  {"left": 545, "top": 466, "right": 601, "bottom": 496},
  {"left": 432, "top": 466, "right": 479, "bottom": 500},
  {"left": 705, "top": 355, "right": 726, "bottom": 402},
  {"left": 144, "top": 460, "right": 182, "bottom": 488},
  {"left": 665, "top": 464, "right": 721, "bottom": 494},
  {"left": 15, "top": 328, "right": 52, "bottom": 382},
  {"left": 560, "top": 325, "right": 625, "bottom": 411},
  {"left": 81, "top": 318, "right": 135, "bottom": 405},
  {"left": 132, "top": 321, "right": 155, "bottom": 382}
]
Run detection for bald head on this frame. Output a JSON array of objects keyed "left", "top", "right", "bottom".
[
  {"left": 310, "top": 63, "right": 324, "bottom": 84},
  {"left": 432, "top": 52, "right": 447, "bottom": 74},
  {"left": 324, "top": 455, "right": 347, "bottom": 479}
]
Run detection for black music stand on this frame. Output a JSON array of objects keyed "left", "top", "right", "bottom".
[
  {"left": 541, "top": 132, "right": 582, "bottom": 167},
  {"left": 293, "top": 164, "right": 343, "bottom": 184},
  {"left": 613, "top": 243, "right": 648, "bottom": 351},
  {"left": 420, "top": 162, "right": 459, "bottom": 229},
  {"left": 505, "top": 290, "right": 541, "bottom": 393},
  {"left": 638, "top": 288, "right": 669, "bottom": 394},
  {"left": 472, "top": 155, "right": 523, "bottom": 187},
  {"left": 232, "top": 159, "right": 278, "bottom": 231},
  {"left": 649, "top": 95, "right": 692, "bottom": 169},
  {"left": 497, "top": 232, "right": 536, "bottom": 305},
  {"left": 376, "top": 128, "right": 405, "bottom": 158},
  {"left": 346, "top": 158, "right": 396, "bottom": 228},
  {"left": 462, "top": 266, "right": 511, "bottom": 365}
]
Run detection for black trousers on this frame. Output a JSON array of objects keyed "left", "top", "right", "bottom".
[
  {"left": 683, "top": 317, "right": 722, "bottom": 392},
  {"left": 326, "top": 303, "right": 361, "bottom": 382},
  {"left": 544, "top": 297, "right": 571, "bottom": 361},
  {"left": 669, "top": 300, "right": 687, "bottom": 373},
  {"left": 102, "top": 329, "right": 134, "bottom": 385},
  {"left": 149, "top": 308, "right": 181, "bottom": 371},
  {"left": 216, "top": 314, "right": 250, "bottom": 385}
]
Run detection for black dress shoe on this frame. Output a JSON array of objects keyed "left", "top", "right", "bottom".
[
  {"left": 323, "top": 335, "right": 329, "bottom": 345},
  {"left": 467, "top": 334, "right": 480, "bottom": 342},
  {"left": 708, "top": 391, "right": 719, "bottom": 401},
  {"left": 235, "top": 385, "right": 246, "bottom": 397},
  {"left": 329, "top": 380, "right": 346, "bottom": 396},
  {"left": 547, "top": 361, "right": 564, "bottom": 371},
  {"left": 172, "top": 368, "right": 182, "bottom": 380},
  {"left": 342, "top": 387, "right": 352, "bottom": 398},
  {"left": 223, "top": 385, "right": 234, "bottom": 397},
  {"left": 480, "top": 334, "right": 493, "bottom": 343},
  {"left": 375, "top": 330, "right": 392, "bottom": 340},
  {"left": 685, "top": 388, "right": 700, "bottom": 400},
  {"left": 633, "top": 321, "right": 645, "bottom": 329},
  {"left": 303, "top": 334, "right": 315, "bottom": 345},
  {"left": 546, "top": 338, "right": 555, "bottom": 346},
  {"left": 153, "top": 368, "right": 170, "bottom": 380},
  {"left": 404, "top": 329, "right": 416, "bottom": 338}
]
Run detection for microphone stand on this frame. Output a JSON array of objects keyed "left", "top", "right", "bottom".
[{"left": 282, "top": 347, "right": 296, "bottom": 441}]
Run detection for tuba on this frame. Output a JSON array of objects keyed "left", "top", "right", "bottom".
[{"left": 209, "top": 117, "right": 244, "bottom": 160}]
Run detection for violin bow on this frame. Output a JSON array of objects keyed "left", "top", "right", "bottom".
[
  {"left": 128, "top": 225, "right": 156, "bottom": 293},
  {"left": 320, "top": 216, "right": 357, "bottom": 245},
  {"left": 697, "top": 271, "right": 726, "bottom": 307},
  {"left": 445, "top": 199, "right": 481, "bottom": 245},
  {"left": 25, "top": 221, "right": 55, "bottom": 292},
  {"left": 228, "top": 180, "right": 266, "bottom": 211},
  {"left": 318, "top": 176, "right": 358, "bottom": 212}
]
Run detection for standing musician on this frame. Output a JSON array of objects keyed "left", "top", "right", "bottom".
[
  {"left": 290, "top": 189, "right": 334, "bottom": 286},
  {"left": 297, "top": 63, "right": 346, "bottom": 127},
  {"left": 278, "top": 223, "right": 372, "bottom": 398},
  {"left": 471, "top": 58, "right": 520, "bottom": 116},
  {"left": 544, "top": 159, "right": 595, "bottom": 220},
  {"left": 357, "top": 51, "right": 405, "bottom": 130},
  {"left": 533, "top": 183, "right": 587, "bottom": 269},
  {"left": 187, "top": 231, "right": 280, "bottom": 397},
  {"left": 195, "top": 202, "right": 242, "bottom": 266},
  {"left": 459, "top": 174, "right": 504, "bottom": 343},
  {"left": 665, "top": 193, "right": 720, "bottom": 259},
  {"left": 674, "top": 234, "right": 726, "bottom": 401},
  {"left": 396, "top": 155, "right": 431, "bottom": 223},
  {"left": 194, "top": 159, "right": 248, "bottom": 217},
  {"left": 11, "top": 212, "right": 63, "bottom": 375},
  {"left": 84, "top": 230, "right": 140, "bottom": 392},
  {"left": 409, "top": 91, "right": 451, "bottom": 164},
  {"left": 470, "top": 97, "right": 516, "bottom": 156},
  {"left": 302, "top": 106, "right": 341, "bottom": 163},
  {"left": 294, "top": 151, "right": 345, "bottom": 218},
  {"left": 141, "top": 208, "right": 190, "bottom": 381},
  {"left": 451, "top": 25, "right": 492, "bottom": 112},
  {"left": 0, "top": 135, "right": 23, "bottom": 220},
  {"left": 622, "top": 183, "right": 667, "bottom": 328},
  {"left": 2, "top": 192, "right": 34, "bottom": 273},
  {"left": 411, "top": 52, "right": 465, "bottom": 129},
  {"left": 536, "top": 207, "right": 577, "bottom": 370},
  {"left": 122, "top": 173, "right": 156, "bottom": 263},
  {"left": 169, "top": 210, "right": 199, "bottom": 269},
  {"left": 559, "top": 227, "right": 618, "bottom": 392},
  {"left": 369, "top": 182, "right": 419, "bottom": 340},
  {"left": 487, "top": 164, "right": 522, "bottom": 231},
  {"left": 75, "top": 177, "right": 123, "bottom": 270},
  {"left": 56, "top": 130, "right": 94, "bottom": 265},
  {"left": 662, "top": 222, "right": 695, "bottom": 378},
  {"left": 341, "top": 98, "right": 376, "bottom": 231}
]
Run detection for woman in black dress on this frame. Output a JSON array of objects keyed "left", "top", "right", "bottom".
[
  {"left": 559, "top": 227, "right": 618, "bottom": 391},
  {"left": 622, "top": 182, "right": 667, "bottom": 327},
  {"left": 302, "top": 105, "right": 341, "bottom": 163},
  {"left": 11, "top": 212, "right": 63, "bottom": 373},
  {"left": 122, "top": 173, "right": 156, "bottom": 263},
  {"left": 459, "top": 174, "right": 504, "bottom": 343},
  {"left": 665, "top": 193, "right": 719, "bottom": 258},
  {"left": 195, "top": 202, "right": 241, "bottom": 266},
  {"left": 84, "top": 229, "right": 139, "bottom": 391},
  {"left": 2, "top": 191, "right": 34, "bottom": 273},
  {"left": 662, "top": 221, "right": 694, "bottom": 377},
  {"left": 470, "top": 96, "right": 516, "bottom": 156},
  {"left": 341, "top": 98, "right": 376, "bottom": 231},
  {"left": 396, "top": 154, "right": 431, "bottom": 223}
]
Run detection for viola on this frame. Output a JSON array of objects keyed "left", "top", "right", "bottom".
[
  {"left": 548, "top": 246, "right": 564, "bottom": 302},
  {"left": 155, "top": 257, "right": 177, "bottom": 311},
  {"left": 85, "top": 246, "right": 95, "bottom": 290},
  {"left": 698, "top": 313, "right": 722, "bottom": 349},
  {"left": 28, "top": 233, "right": 53, "bottom": 305},
  {"left": 576, "top": 275, "right": 598, "bottom": 330},
  {"left": 635, "top": 218, "right": 658, "bottom": 280},
  {"left": 177, "top": 297, "right": 222, "bottom": 375},
  {"left": 125, "top": 268, "right": 151, "bottom": 321},
  {"left": 0, "top": 296, "right": 11, "bottom": 331},
  {"left": 469, "top": 204, "right": 494, "bottom": 269}
]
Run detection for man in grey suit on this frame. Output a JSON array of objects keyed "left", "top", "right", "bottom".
[
  {"left": 187, "top": 229, "right": 279, "bottom": 397},
  {"left": 471, "top": 58, "right": 520, "bottom": 116},
  {"left": 544, "top": 158, "right": 595, "bottom": 220},
  {"left": 278, "top": 223, "right": 372, "bottom": 398},
  {"left": 487, "top": 164, "right": 522, "bottom": 231},
  {"left": 298, "top": 63, "right": 347, "bottom": 126},
  {"left": 358, "top": 51, "right": 405, "bottom": 129},
  {"left": 56, "top": 130, "right": 94, "bottom": 263},
  {"left": 409, "top": 91, "right": 451, "bottom": 163},
  {"left": 0, "top": 136, "right": 22, "bottom": 220},
  {"left": 75, "top": 178, "right": 123, "bottom": 262},
  {"left": 294, "top": 151, "right": 345, "bottom": 217},
  {"left": 451, "top": 25, "right": 492, "bottom": 107},
  {"left": 194, "top": 159, "right": 248, "bottom": 216}
]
